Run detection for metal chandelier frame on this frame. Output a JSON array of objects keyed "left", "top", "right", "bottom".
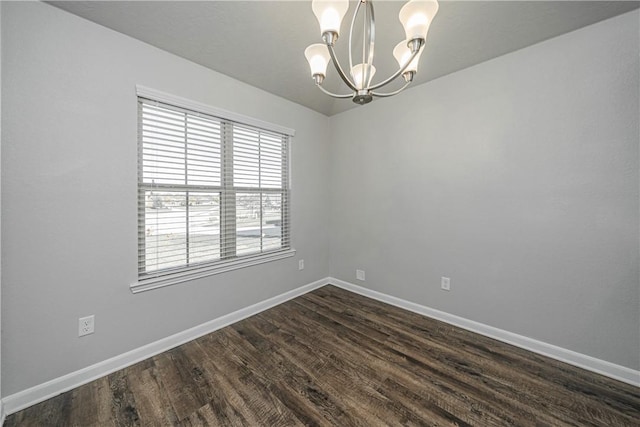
[{"left": 305, "top": 0, "right": 439, "bottom": 105}]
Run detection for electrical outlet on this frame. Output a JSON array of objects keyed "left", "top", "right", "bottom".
[
  {"left": 441, "top": 277, "right": 451, "bottom": 291},
  {"left": 298, "top": 259, "right": 304, "bottom": 270},
  {"left": 356, "top": 269, "right": 365, "bottom": 281},
  {"left": 79, "top": 315, "right": 95, "bottom": 337}
]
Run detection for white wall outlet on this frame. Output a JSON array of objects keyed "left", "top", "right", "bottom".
[
  {"left": 441, "top": 277, "right": 451, "bottom": 291},
  {"left": 79, "top": 315, "right": 95, "bottom": 337},
  {"left": 356, "top": 269, "right": 365, "bottom": 281},
  {"left": 298, "top": 259, "right": 304, "bottom": 270}
]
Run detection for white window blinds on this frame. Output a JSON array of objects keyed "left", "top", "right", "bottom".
[{"left": 138, "top": 97, "right": 291, "bottom": 281}]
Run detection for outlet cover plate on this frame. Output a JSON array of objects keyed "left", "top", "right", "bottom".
[
  {"left": 79, "top": 315, "right": 95, "bottom": 337},
  {"left": 356, "top": 269, "right": 365, "bottom": 281},
  {"left": 441, "top": 277, "right": 451, "bottom": 291}
]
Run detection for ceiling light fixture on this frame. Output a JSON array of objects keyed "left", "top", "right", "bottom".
[{"left": 305, "top": 0, "right": 439, "bottom": 105}]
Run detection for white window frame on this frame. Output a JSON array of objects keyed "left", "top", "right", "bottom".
[{"left": 131, "top": 86, "right": 295, "bottom": 293}]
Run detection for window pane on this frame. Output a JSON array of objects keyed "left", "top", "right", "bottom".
[
  {"left": 233, "top": 126, "right": 260, "bottom": 188},
  {"left": 186, "top": 116, "right": 221, "bottom": 186},
  {"left": 263, "top": 194, "right": 282, "bottom": 252},
  {"left": 236, "top": 192, "right": 262, "bottom": 256},
  {"left": 260, "top": 134, "right": 283, "bottom": 189},
  {"left": 188, "top": 192, "right": 221, "bottom": 264},
  {"left": 143, "top": 191, "right": 187, "bottom": 272},
  {"left": 141, "top": 104, "right": 186, "bottom": 185}
]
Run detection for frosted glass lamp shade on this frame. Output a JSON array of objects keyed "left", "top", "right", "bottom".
[
  {"left": 305, "top": 44, "right": 331, "bottom": 77},
  {"left": 393, "top": 41, "right": 423, "bottom": 73},
  {"left": 399, "top": 0, "right": 439, "bottom": 42},
  {"left": 350, "top": 63, "right": 376, "bottom": 90},
  {"left": 312, "top": 0, "right": 349, "bottom": 36}
]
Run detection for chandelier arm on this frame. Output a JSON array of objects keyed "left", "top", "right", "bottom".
[
  {"left": 368, "top": 47, "right": 420, "bottom": 91},
  {"left": 316, "top": 84, "right": 353, "bottom": 99},
  {"left": 361, "top": 3, "right": 366, "bottom": 85},
  {"left": 371, "top": 80, "right": 412, "bottom": 98},
  {"left": 348, "top": 0, "right": 364, "bottom": 73},
  {"left": 366, "top": 0, "right": 376, "bottom": 78},
  {"left": 348, "top": 0, "right": 375, "bottom": 89},
  {"left": 326, "top": 43, "right": 359, "bottom": 92}
]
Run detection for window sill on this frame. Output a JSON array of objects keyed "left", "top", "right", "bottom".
[{"left": 130, "top": 249, "right": 296, "bottom": 294}]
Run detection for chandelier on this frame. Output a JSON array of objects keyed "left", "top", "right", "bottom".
[{"left": 304, "top": 0, "right": 439, "bottom": 105}]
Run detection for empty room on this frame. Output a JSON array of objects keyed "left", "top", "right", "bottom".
[{"left": 1, "top": 0, "right": 639, "bottom": 425}]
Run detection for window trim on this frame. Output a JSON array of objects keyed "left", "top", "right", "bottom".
[
  {"left": 132, "top": 86, "right": 295, "bottom": 293},
  {"left": 130, "top": 249, "right": 296, "bottom": 293}
]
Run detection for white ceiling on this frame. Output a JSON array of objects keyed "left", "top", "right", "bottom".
[{"left": 48, "top": 1, "right": 639, "bottom": 116}]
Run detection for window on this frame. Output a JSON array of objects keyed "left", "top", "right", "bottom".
[{"left": 135, "top": 89, "right": 293, "bottom": 291}]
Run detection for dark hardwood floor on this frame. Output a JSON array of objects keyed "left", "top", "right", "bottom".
[{"left": 5, "top": 285, "right": 640, "bottom": 426}]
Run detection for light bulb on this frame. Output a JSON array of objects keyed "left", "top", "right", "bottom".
[
  {"left": 312, "top": 0, "right": 349, "bottom": 37},
  {"left": 350, "top": 63, "right": 376, "bottom": 90},
  {"left": 399, "top": 0, "right": 439, "bottom": 43},
  {"left": 393, "top": 40, "right": 423, "bottom": 74},
  {"left": 305, "top": 44, "right": 331, "bottom": 78}
]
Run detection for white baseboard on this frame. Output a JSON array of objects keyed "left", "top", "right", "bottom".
[
  {"left": 1, "top": 278, "right": 328, "bottom": 416},
  {"left": 4, "top": 276, "right": 638, "bottom": 416},
  {"left": 328, "top": 277, "right": 640, "bottom": 387}
]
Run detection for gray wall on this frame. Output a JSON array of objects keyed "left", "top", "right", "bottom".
[
  {"left": 328, "top": 10, "right": 639, "bottom": 370},
  {"left": 1, "top": 1, "right": 330, "bottom": 396}
]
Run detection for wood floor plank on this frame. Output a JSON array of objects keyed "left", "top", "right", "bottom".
[
  {"left": 191, "top": 345, "right": 265, "bottom": 427},
  {"left": 152, "top": 346, "right": 211, "bottom": 422},
  {"left": 108, "top": 368, "right": 141, "bottom": 426},
  {"left": 179, "top": 341, "right": 251, "bottom": 426},
  {"left": 197, "top": 329, "right": 305, "bottom": 426},
  {"left": 227, "top": 322, "right": 350, "bottom": 426},
  {"left": 68, "top": 376, "right": 114, "bottom": 427},
  {"left": 5, "top": 285, "right": 640, "bottom": 426},
  {"left": 243, "top": 314, "right": 386, "bottom": 426},
  {"left": 125, "top": 362, "right": 179, "bottom": 426}
]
